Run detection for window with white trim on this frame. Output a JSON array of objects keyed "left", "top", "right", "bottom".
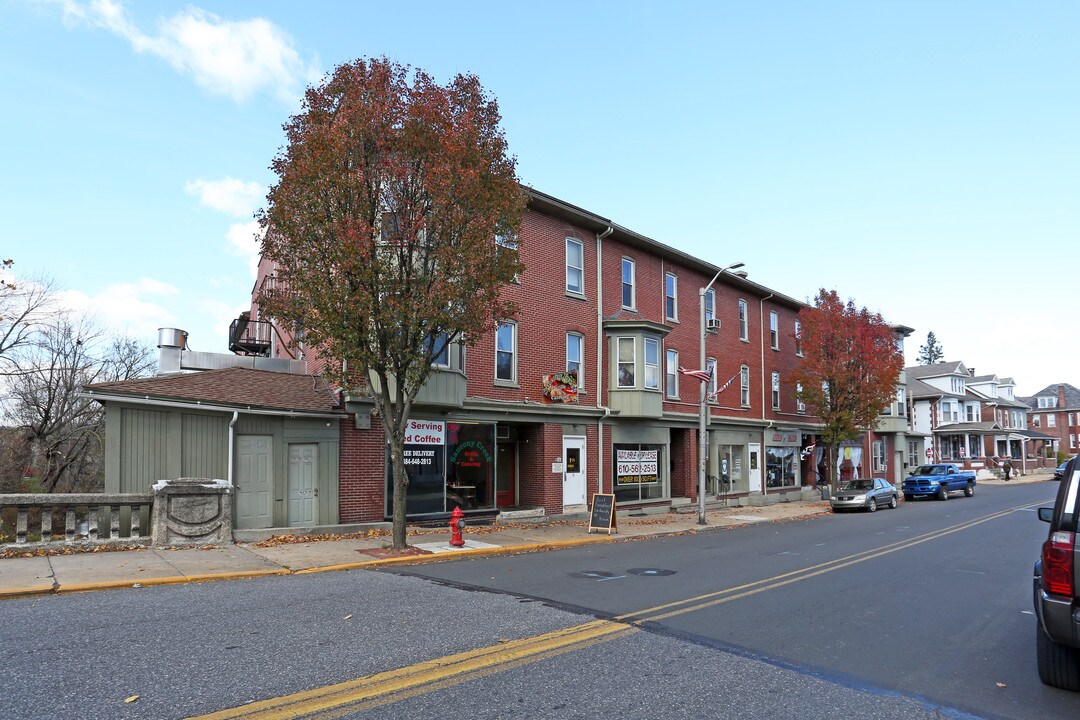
[
  {"left": 1038, "top": 396, "right": 1058, "bottom": 408},
  {"left": 769, "top": 311, "right": 779, "bottom": 349},
  {"left": 1070, "top": 413, "right": 1075, "bottom": 426},
  {"left": 872, "top": 440, "right": 886, "bottom": 472},
  {"left": 644, "top": 338, "right": 659, "bottom": 390},
  {"left": 740, "top": 365, "right": 750, "bottom": 407},
  {"left": 566, "top": 332, "right": 584, "bottom": 390},
  {"left": 738, "top": 299, "right": 749, "bottom": 341},
  {"left": 617, "top": 337, "right": 635, "bottom": 388},
  {"left": 1071, "top": 434, "right": 1077, "bottom": 450},
  {"left": 566, "top": 238, "right": 584, "bottom": 294},
  {"left": 794, "top": 320, "right": 802, "bottom": 356},
  {"left": 495, "top": 322, "right": 516, "bottom": 382},
  {"left": 704, "top": 288, "right": 716, "bottom": 328},
  {"left": 666, "top": 349, "right": 678, "bottom": 398},
  {"left": 665, "top": 272, "right": 678, "bottom": 321},
  {"left": 771, "top": 371, "right": 780, "bottom": 409},
  {"left": 621, "top": 257, "right": 635, "bottom": 309},
  {"left": 896, "top": 388, "right": 906, "bottom": 418},
  {"left": 1048, "top": 414, "right": 1056, "bottom": 428},
  {"left": 908, "top": 440, "right": 919, "bottom": 468},
  {"left": 796, "top": 383, "right": 805, "bottom": 414},
  {"left": 426, "top": 331, "right": 450, "bottom": 367},
  {"left": 1033, "top": 414, "right": 1041, "bottom": 427}
]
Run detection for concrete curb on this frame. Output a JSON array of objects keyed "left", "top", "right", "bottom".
[{"left": 0, "top": 504, "right": 833, "bottom": 599}]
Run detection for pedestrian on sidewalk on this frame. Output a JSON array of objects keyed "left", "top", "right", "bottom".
[{"left": 1003, "top": 459, "right": 1013, "bottom": 481}]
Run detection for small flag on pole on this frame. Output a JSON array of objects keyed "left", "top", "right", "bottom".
[
  {"left": 678, "top": 366, "right": 712, "bottom": 384},
  {"left": 800, "top": 443, "right": 816, "bottom": 460}
]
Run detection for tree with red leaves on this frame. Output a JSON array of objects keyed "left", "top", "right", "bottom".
[
  {"left": 257, "top": 58, "right": 526, "bottom": 549},
  {"left": 790, "top": 289, "right": 905, "bottom": 487}
]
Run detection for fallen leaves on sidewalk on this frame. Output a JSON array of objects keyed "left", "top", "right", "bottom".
[{"left": 0, "top": 543, "right": 145, "bottom": 559}]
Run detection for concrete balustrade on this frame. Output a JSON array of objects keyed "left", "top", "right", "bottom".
[{"left": 0, "top": 493, "right": 154, "bottom": 546}]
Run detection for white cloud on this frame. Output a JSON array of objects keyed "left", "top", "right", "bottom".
[
  {"left": 50, "top": 0, "right": 319, "bottom": 104},
  {"left": 225, "top": 220, "right": 264, "bottom": 279},
  {"left": 185, "top": 177, "right": 263, "bottom": 218},
  {"left": 56, "top": 277, "right": 180, "bottom": 340}
]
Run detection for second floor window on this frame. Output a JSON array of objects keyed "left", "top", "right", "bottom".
[
  {"left": 897, "top": 388, "right": 906, "bottom": 418},
  {"left": 794, "top": 320, "right": 802, "bottom": 356},
  {"left": 644, "top": 338, "right": 659, "bottom": 390},
  {"left": 770, "top": 312, "right": 779, "bottom": 350},
  {"left": 705, "top": 288, "right": 716, "bottom": 327},
  {"left": 621, "top": 258, "right": 635, "bottom": 309},
  {"left": 426, "top": 331, "right": 450, "bottom": 367},
  {"left": 617, "top": 337, "right": 635, "bottom": 388},
  {"left": 796, "top": 383, "right": 805, "bottom": 414},
  {"left": 496, "top": 322, "right": 516, "bottom": 382},
  {"left": 1033, "top": 414, "right": 1041, "bottom": 427},
  {"left": 1048, "top": 414, "right": 1057, "bottom": 428},
  {"left": 740, "top": 365, "right": 750, "bottom": 407},
  {"left": 665, "top": 272, "right": 678, "bottom": 321},
  {"left": 966, "top": 405, "right": 977, "bottom": 422},
  {"left": 566, "top": 238, "right": 584, "bottom": 294},
  {"left": 566, "top": 333, "right": 584, "bottom": 389},
  {"left": 666, "top": 349, "right": 678, "bottom": 398},
  {"left": 771, "top": 371, "right": 780, "bottom": 409},
  {"left": 739, "top": 300, "right": 749, "bottom": 341}
]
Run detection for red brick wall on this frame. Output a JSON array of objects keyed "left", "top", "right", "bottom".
[{"left": 339, "top": 420, "right": 387, "bottom": 523}]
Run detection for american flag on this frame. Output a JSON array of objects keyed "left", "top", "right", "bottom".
[{"left": 678, "top": 366, "right": 712, "bottom": 383}]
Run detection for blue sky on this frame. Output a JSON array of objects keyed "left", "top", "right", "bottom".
[{"left": 4, "top": 1, "right": 1077, "bottom": 396}]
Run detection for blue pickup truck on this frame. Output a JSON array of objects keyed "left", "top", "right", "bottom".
[{"left": 902, "top": 463, "right": 977, "bottom": 501}]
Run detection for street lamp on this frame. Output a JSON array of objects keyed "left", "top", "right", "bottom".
[{"left": 698, "top": 261, "right": 745, "bottom": 525}]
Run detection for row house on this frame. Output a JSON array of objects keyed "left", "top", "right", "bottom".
[
  {"left": 1024, "top": 384, "right": 1080, "bottom": 458},
  {"left": 86, "top": 188, "right": 910, "bottom": 531},
  {"left": 241, "top": 188, "right": 825, "bottom": 526},
  {"left": 906, "top": 362, "right": 1044, "bottom": 466}
]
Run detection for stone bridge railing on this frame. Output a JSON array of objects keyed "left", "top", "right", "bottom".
[
  {"left": 0, "top": 493, "right": 154, "bottom": 546},
  {"left": 1, "top": 479, "right": 234, "bottom": 548}
]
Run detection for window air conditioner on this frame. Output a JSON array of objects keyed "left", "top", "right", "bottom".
[
  {"left": 495, "top": 425, "right": 511, "bottom": 440},
  {"left": 706, "top": 318, "right": 721, "bottom": 331}
]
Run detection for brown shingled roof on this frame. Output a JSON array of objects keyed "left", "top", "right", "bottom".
[{"left": 84, "top": 367, "right": 343, "bottom": 415}]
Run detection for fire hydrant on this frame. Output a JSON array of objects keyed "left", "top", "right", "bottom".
[{"left": 449, "top": 506, "right": 466, "bottom": 547}]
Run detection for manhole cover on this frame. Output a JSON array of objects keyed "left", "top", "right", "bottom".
[{"left": 627, "top": 568, "right": 676, "bottom": 576}]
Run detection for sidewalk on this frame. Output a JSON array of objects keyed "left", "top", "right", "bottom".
[
  {"left": 0, "top": 473, "right": 1053, "bottom": 600},
  {"left": 0, "top": 498, "right": 834, "bottom": 600}
]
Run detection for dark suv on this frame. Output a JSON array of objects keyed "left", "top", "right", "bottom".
[{"left": 1034, "top": 456, "right": 1080, "bottom": 690}]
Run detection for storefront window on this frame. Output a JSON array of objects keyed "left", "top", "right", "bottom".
[
  {"left": 385, "top": 420, "right": 496, "bottom": 517},
  {"left": 446, "top": 423, "right": 495, "bottom": 510},
  {"left": 765, "top": 446, "right": 797, "bottom": 488},
  {"left": 718, "top": 445, "right": 744, "bottom": 494},
  {"left": 613, "top": 444, "right": 666, "bottom": 503}
]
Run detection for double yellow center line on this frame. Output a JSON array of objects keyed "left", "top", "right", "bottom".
[{"left": 189, "top": 501, "right": 1042, "bottom": 719}]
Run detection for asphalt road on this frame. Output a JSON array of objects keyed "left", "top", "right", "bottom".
[{"left": 2, "top": 482, "right": 1078, "bottom": 720}]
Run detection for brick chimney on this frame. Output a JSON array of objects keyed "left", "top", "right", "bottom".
[{"left": 1059, "top": 384, "right": 1067, "bottom": 408}]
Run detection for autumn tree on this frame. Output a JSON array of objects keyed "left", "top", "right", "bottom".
[
  {"left": 257, "top": 58, "right": 526, "bottom": 549},
  {"left": 917, "top": 331, "right": 944, "bottom": 365},
  {"left": 790, "top": 289, "right": 905, "bottom": 487}
]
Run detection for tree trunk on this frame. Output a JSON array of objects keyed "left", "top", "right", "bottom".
[{"left": 388, "top": 433, "right": 409, "bottom": 550}]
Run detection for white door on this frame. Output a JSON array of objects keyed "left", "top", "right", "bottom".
[
  {"left": 287, "top": 444, "right": 318, "bottom": 526},
  {"left": 236, "top": 435, "right": 273, "bottom": 529},
  {"left": 562, "top": 436, "right": 587, "bottom": 507},
  {"left": 748, "top": 442, "right": 762, "bottom": 494}
]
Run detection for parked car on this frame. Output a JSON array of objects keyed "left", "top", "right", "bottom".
[
  {"left": 1033, "top": 456, "right": 1080, "bottom": 691},
  {"left": 830, "top": 477, "right": 898, "bottom": 513},
  {"left": 1054, "top": 460, "right": 1072, "bottom": 481},
  {"left": 902, "top": 463, "right": 976, "bottom": 501}
]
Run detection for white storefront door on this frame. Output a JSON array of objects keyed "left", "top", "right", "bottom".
[{"left": 562, "top": 436, "right": 587, "bottom": 507}]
